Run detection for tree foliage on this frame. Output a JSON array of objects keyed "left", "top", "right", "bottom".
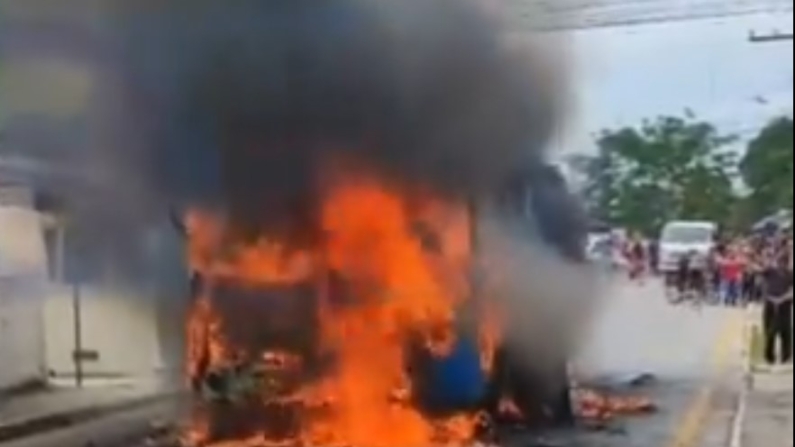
[
  {"left": 740, "top": 117, "right": 793, "bottom": 222},
  {"left": 572, "top": 115, "right": 738, "bottom": 235}
]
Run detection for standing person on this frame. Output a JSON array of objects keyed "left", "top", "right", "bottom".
[
  {"left": 739, "top": 242, "right": 755, "bottom": 304},
  {"left": 648, "top": 238, "right": 659, "bottom": 276},
  {"left": 711, "top": 239, "right": 728, "bottom": 299},
  {"left": 705, "top": 247, "right": 719, "bottom": 302},
  {"left": 628, "top": 235, "right": 646, "bottom": 283},
  {"left": 745, "top": 249, "right": 764, "bottom": 303},
  {"left": 761, "top": 254, "right": 793, "bottom": 366},
  {"left": 621, "top": 237, "right": 632, "bottom": 276},
  {"left": 674, "top": 250, "right": 703, "bottom": 302},
  {"left": 720, "top": 247, "right": 744, "bottom": 307}
]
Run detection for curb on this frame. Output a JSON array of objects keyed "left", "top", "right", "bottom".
[
  {"left": 0, "top": 393, "right": 172, "bottom": 443},
  {"left": 727, "top": 306, "right": 757, "bottom": 447}
]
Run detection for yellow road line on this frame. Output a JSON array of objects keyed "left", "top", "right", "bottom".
[{"left": 665, "top": 311, "right": 745, "bottom": 447}]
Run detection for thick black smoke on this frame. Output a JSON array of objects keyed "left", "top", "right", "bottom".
[
  {"left": 103, "top": 0, "right": 594, "bottom": 415},
  {"left": 106, "top": 0, "right": 562, "bottom": 239}
]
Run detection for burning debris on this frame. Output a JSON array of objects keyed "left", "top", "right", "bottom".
[
  {"left": 97, "top": 0, "right": 653, "bottom": 446},
  {"left": 572, "top": 388, "right": 656, "bottom": 430}
]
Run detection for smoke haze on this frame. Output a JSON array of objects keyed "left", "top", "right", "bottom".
[
  {"left": 104, "top": 0, "right": 564, "bottom": 236},
  {"left": 4, "top": 0, "right": 599, "bottom": 367}
]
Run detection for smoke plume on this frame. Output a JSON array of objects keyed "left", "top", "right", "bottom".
[
  {"left": 6, "top": 0, "right": 600, "bottom": 373},
  {"left": 105, "top": 0, "right": 564, "bottom": 238},
  {"left": 107, "top": 0, "right": 598, "bottom": 364}
]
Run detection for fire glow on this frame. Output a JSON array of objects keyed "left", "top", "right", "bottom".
[{"left": 184, "top": 166, "right": 499, "bottom": 447}]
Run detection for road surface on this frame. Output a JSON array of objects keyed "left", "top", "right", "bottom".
[
  {"left": 1, "top": 275, "right": 747, "bottom": 447},
  {"left": 561, "top": 276, "right": 746, "bottom": 447}
]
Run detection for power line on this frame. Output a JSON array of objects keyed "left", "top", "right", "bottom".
[
  {"left": 749, "top": 30, "right": 795, "bottom": 42},
  {"left": 506, "top": 0, "right": 794, "bottom": 31}
]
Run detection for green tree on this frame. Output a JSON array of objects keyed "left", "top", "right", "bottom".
[
  {"left": 740, "top": 117, "right": 793, "bottom": 222},
  {"left": 573, "top": 115, "right": 738, "bottom": 235}
]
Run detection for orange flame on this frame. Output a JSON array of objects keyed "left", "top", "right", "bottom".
[{"left": 184, "top": 168, "right": 484, "bottom": 447}]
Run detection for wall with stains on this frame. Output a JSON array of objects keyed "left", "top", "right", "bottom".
[
  {"left": 0, "top": 186, "right": 48, "bottom": 390},
  {"left": 42, "top": 284, "right": 163, "bottom": 380},
  {"left": 1, "top": 186, "right": 186, "bottom": 387}
]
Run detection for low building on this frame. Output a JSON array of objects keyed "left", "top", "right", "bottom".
[
  {"left": 0, "top": 183, "right": 187, "bottom": 389},
  {"left": 0, "top": 184, "right": 48, "bottom": 390}
]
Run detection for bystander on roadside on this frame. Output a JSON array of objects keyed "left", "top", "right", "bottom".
[{"left": 761, "top": 248, "right": 793, "bottom": 367}]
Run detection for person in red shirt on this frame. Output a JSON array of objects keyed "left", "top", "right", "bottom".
[{"left": 720, "top": 248, "right": 745, "bottom": 306}]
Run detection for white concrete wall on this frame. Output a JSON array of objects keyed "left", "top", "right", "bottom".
[
  {"left": 1, "top": 190, "right": 180, "bottom": 386},
  {"left": 0, "top": 198, "right": 48, "bottom": 390},
  {"left": 43, "top": 217, "right": 188, "bottom": 382},
  {"left": 0, "top": 276, "right": 47, "bottom": 390},
  {"left": 144, "top": 222, "right": 190, "bottom": 383},
  {"left": 0, "top": 191, "right": 49, "bottom": 277},
  {"left": 43, "top": 284, "right": 163, "bottom": 379}
]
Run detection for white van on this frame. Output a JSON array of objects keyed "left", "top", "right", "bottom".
[{"left": 658, "top": 221, "right": 718, "bottom": 273}]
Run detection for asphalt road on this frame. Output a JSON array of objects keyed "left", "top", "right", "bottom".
[
  {"left": 2, "top": 275, "right": 747, "bottom": 447},
  {"left": 559, "top": 276, "right": 747, "bottom": 447}
]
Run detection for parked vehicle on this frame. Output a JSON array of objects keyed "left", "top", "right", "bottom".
[
  {"left": 658, "top": 220, "right": 717, "bottom": 275},
  {"left": 587, "top": 234, "right": 619, "bottom": 270}
]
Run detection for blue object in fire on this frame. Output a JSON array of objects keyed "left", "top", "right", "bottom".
[{"left": 422, "top": 333, "right": 486, "bottom": 410}]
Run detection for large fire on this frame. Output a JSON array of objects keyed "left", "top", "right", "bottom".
[
  {"left": 183, "top": 167, "right": 498, "bottom": 447},
  {"left": 180, "top": 164, "right": 657, "bottom": 447}
]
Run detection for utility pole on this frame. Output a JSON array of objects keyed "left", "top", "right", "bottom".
[
  {"left": 72, "top": 282, "right": 84, "bottom": 388},
  {"left": 749, "top": 30, "right": 795, "bottom": 43}
]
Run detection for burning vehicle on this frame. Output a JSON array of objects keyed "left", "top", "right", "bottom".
[
  {"left": 175, "top": 167, "right": 583, "bottom": 447},
  {"left": 97, "top": 0, "right": 650, "bottom": 445},
  {"left": 180, "top": 189, "right": 484, "bottom": 446}
]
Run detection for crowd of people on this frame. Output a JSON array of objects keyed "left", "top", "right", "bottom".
[
  {"left": 617, "top": 230, "right": 790, "bottom": 304},
  {"left": 617, "top": 228, "right": 792, "bottom": 367}
]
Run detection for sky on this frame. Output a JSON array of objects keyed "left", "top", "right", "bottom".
[
  {"left": 552, "top": 11, "right": 794, "bottom": 157},
  {"left": 1, "top": 6, "right": 792, "bottom": 164}
]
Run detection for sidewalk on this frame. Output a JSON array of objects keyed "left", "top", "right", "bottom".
[
  {"left": 742, "top": 368, "right": 793, "bottom": 447},
  {"left": 0, "top": 377, "right": 177, "bottom": 443},
  {"left": 736, "top": 305, "right": 794, "bottom": 447}
]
